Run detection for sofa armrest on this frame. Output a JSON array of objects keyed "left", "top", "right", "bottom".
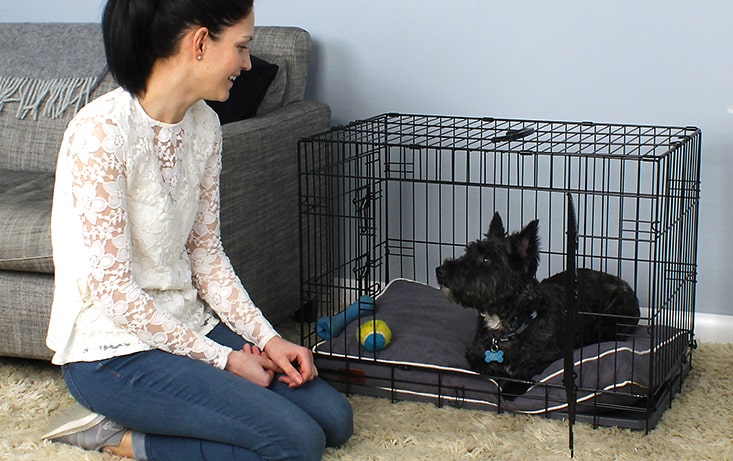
[{"left": 218, "top": 100, "right": 331, "bottom": 324}]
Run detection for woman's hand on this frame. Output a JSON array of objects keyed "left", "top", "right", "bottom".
[
  {"left": 263, "top": 336, "right": 318, "bottom": 388},
  {"left": 225, "top": 345, "right": 279, "bottom": 387}
]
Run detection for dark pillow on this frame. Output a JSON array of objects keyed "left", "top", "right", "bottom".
[{"left": 205, "top": 55, "right": 279, "bottom": 124}]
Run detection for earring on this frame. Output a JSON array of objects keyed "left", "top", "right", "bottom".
[{"left": 197, "top": 55, "right": 202, "bottom": 61}]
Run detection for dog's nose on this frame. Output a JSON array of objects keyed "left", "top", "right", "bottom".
[{"left": 435, "top": 265, "right": 445, "bottom": 280}]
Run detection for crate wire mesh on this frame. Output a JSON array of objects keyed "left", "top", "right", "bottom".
[{"left": 298, "top": 113, "right": 701, "bottom": 432}]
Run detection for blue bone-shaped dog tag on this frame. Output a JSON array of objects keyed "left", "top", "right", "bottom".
[{"left": 484, "top": 349, "right": 504, "bottom": 363}]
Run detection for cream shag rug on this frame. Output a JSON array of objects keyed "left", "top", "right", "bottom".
[{"left": 1, "top": 341, "right": 731, "bottom": 461}]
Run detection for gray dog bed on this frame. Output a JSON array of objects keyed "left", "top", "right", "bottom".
[{"left": 314, "top": 278, "right": 688, "bottom": 416}]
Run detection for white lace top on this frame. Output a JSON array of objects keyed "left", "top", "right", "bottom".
[{"left": 47, "top": 88, "right": 279, "bottom": 368}]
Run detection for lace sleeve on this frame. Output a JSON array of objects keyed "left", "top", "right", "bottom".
[
  {"left": 186, "top": 146, "right": 280, "bottom": 350},
  {"left": 69, "top": 118, "right": 232, "bottom": 369}
]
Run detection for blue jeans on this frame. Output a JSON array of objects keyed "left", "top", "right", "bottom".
[{"left": 62, "top": 324, "right": 353, "bottom": 461}]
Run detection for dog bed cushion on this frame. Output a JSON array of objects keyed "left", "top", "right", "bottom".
[{"left": 314, "top": 278, "right": 689, "bottom": 414}]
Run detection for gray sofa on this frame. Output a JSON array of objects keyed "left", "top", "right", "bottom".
[{"left": 0, "top": 23, "right": 330, "bottom": 360}]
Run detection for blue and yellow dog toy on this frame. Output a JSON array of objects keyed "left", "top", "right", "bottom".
[{"left": 316, "top": 295, "right": 392, "bottom": 352}]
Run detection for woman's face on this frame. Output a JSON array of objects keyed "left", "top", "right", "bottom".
[{"left": 200, "top": 13, "right": 255, "bottom": 102}]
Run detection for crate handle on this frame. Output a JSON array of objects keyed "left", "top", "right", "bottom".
[{"left": 491, "top": 126, "right": 534, "bottom": 143}]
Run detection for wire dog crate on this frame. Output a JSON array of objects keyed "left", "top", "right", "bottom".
[{"left": 298, "top": 113, "right": 701, "bottom": 434}]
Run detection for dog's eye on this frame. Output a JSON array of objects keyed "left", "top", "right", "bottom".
[{"left": 481, "top": 257, "right": 491, "bottom": 265}]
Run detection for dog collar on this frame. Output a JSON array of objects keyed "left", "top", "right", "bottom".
[{"left": 484, "top": 309, "right": 538, "bottom": 363}]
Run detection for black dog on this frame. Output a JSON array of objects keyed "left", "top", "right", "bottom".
[{"left": 435, "top": 212, "right": 640, "bottom": 396}]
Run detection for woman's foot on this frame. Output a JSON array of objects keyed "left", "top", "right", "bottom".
[
  {"left": 103, "top": 430, "right": 134, "bottom": 458},
  {"left": 43, "top": 403, "right": 133, "bottom": 457}
]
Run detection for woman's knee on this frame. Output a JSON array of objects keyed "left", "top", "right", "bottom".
[
  {"left": 286, "top": 378, "right": 354, "bottom": 447},
  {"left": 323, "top": 393, "right": 354, "bottom": 447},
  {"left": 279, "top": 415, "right": 326, "bottom": 461}
]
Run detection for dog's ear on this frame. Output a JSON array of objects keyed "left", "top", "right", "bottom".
[
  {"left": 512, "top": 219, "right": 540, "bottom": 275},
  {"left": 486, "top": 212, "right": 505, "bottom": 238}
]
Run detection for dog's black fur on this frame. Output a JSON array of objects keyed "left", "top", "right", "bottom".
[{"left": 435, "top": 212, "right": 640, "bottom": 396}]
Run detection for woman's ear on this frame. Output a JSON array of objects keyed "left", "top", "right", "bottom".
[{"left": 191, "top": 26, "right": 209, "bottom": 61}]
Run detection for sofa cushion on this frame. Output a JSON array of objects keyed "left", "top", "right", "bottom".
[
  {"left": 205, "top": 55, "right": 279, "bottom": 125},
  {"left": 249, "top": 27, "right": 311, "bottom": 108},
  {"left": 0, "top": 169, "right": 54, "bottom": 273},
  {"left": 258, "top": 57, "right": 288, "bottom": 115}
]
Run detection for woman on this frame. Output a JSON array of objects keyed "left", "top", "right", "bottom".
[{"left": 43, "top": 1, "right": 353, "bottom": 459}]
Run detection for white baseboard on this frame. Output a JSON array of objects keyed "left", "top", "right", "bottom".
[{"left": 695, "top": 312, "right": 733, "bottom": 344}]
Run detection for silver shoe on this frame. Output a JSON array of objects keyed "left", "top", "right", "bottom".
[{"left": 43, "top": 403, "right": 126, "bottom": 452}]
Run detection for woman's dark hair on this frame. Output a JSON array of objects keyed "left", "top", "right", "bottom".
[{"left": 102, "top": 0, "right": 254, "bottom": 96}]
